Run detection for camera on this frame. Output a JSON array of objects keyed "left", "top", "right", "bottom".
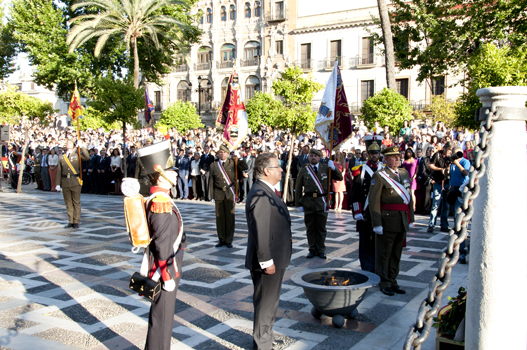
[{"left": 450, "top": 150, "right": 463, "bottom": 161}]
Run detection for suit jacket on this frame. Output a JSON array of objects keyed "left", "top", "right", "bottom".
[
  {"left": 242, "top": 155, "right": 255, "bottom": 176},
  {"left": 56, "top": 148, "right": 90, "bottom": 188},
  {"left": 199, "top": 153, "right": 215, "bottom": 172},
  {"left": 245, "top": 180, "right": 292, "bottom": 271},
  {"left": 99, "top": 155, "right": 111, "bottom": 172},
  {"left": 296, "top": 153, "right": 310, "bottom": 171},
  {"left": 368, "top": 168, "right": 415, "bottom": 233},
  {"left": 88, "top": 154, "right": 99, "bottom": 171},
  {"left": 295, "top": 163, "right": 343, "bottom": 212},
  {"left": 209, "top": 157, "right": 248, "bottom": 201},
  {"left": 176, "top": 155, "right": 190, "bottom": 173}
]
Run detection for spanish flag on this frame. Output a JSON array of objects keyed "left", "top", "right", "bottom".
[{"left": 68, "top": 87, "right": 82, "bottom": 120}]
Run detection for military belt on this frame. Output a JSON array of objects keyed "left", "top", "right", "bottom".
[{"left": 62, "top": 174, "right": 79, "bottom": 178}]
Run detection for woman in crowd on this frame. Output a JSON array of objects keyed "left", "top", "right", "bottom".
[
  {"left": 109, "top": 148, "right": 123, "bottom": 195},
  {"left": 399, "top": 120, "right": 411, "bottom": 142},
  {"left": 189, "top": 151, "right": 202, "bottom": 200},
  {"left": 48, "top": 147, "right": 59, "bottom": 191},
  {"left": 402, "top": 148, "right": 418, "bottom": 211},
  {"left": 332, "top": 151, "right": 347, "bottom": 212},
  {"left": 382, "top": 132, "right": 393, "bottom": 147},
  {"left": 464, "top": 141, "right": 475, "bottom": 164}
]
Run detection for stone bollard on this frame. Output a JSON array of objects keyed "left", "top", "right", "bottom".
[{"left": 466, "top": 87, "right": 527, "bottom": 349}]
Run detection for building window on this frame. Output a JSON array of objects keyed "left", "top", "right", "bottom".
[
  {"left": 199, "top": 14, "right": 203, "bottom": 24},
  {"left": 361, "top": 80, "right": 374, "bottom": 106},
  {"left": 362, "top": 37, "right": 374, "bottom": 64},
  {"left": 396, "top": 78, "right": 409, "bottom": 99},
  {"left": 177, "top": 81, "right": 191, "bottom": 102},
  {"left": 330, "top": 40, "right": 342, "bottom": 65},
  {"left": 244, "top": 41, "right": 260, "bottom": 58},
  {"left": 206, "top": 8, "right": 212, "bottom": 23},
  {"left": 221, "top": 43, "right": 236, "bottom": 61},
  {"left": 432, "top": 76, "right": 445, "bottom": 96},
  {"left": 229, "top": 4, "right": 236, "bottom": 20},
  {"left": 198, "top": 46, "right": 212, "bottom": 63},
  {"left": 245, "top": 3, "right": 251, "bottom": 18},
  {"left": 155, "top": 91, "right": 162, "bottom": 111},
  {"left": 254, "top": 1, "right": 261, "bottom": 17},
  {"left": 221, "top": 77, "right": 230, "bottom": 102},
  {"left": 221, "top": 6, "right": 226, "bottom": 21},
  {"left": 300, "top": 43, "right": 311, "bottom": 68},
  {"left": 245, "top": 75, "right": 260, "bottom": 99},
  {"left": 275, "top": 1, "right": 284, "bottom": 18},
  {"left": 276, "top": 40, "right": 283, "bottom": 55}
]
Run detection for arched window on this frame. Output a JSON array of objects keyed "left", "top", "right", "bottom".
[
  {"left": 221, "top": 6, "right": 226, "bottom": 21},
  {"left": 254, "top": 1, "right": 261, "bottom": 17},
  {"left": 197, "top": 46, "right": 212, "bottom": 70},
  {"left": 245, "top": 75, "right": 260, "bottom": 99},
  {"left": 229, "top": 4, "right": 236, "bottom": 20},
  {"left": 177, "top": 81, "right": 191, "bottom": 102},
  {"left": 221, "top": 77, "right": 230, "bottom": 102},
  {"left": 221, "top": 43, "right": 236, "bottom": 61},
  {"left": 245, "top": 3, "right": 251, "bottom": 18},
  {"left": 206, "top": 8, "right": 212, "bottom": 23},
  {"left": 244, "top": 41, "right": 260, "bottom": 59}
]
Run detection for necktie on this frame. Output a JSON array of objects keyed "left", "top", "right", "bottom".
[
  {"left": 314, "top": 166, "right": 318, "bottom": 174},
  {"left": 275, "top": 189, "right": 280, "bottom": 196},
  {"left": 394, "top": 171, "right": 400, "bottom": 180}
]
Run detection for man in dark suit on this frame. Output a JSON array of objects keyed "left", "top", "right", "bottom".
[
  {"left": 127, "top": 145, "right": 138, "bottom": 177},
  {"left": 240, "top": 146, "right": 255, "bottom": 203},
  {"left": 33, "top": 147, "right": 43, "bottom": 190},
  {"left": 210, "top": 144, "right": 248, "bottom": 248},
  {"left": 368, "top": 145, "right": 415, "bottom": 296},
  {"left": 199, "top": 145, "right": 215, "bottom": 201},
  {"left": 245, "top": 152, "right": 292, "bottom": 350},
  {"left": 296, "top": 145, "right": 310, "bottom": 172},
  {"left": 97, "top": 148, "right": 110, "bottom": 195},
  {"left": 176, "top": 148, "right": 190, "bottom": 199},
  {"left": 87, "top": 148, "right": 99, "bottom": 194}
]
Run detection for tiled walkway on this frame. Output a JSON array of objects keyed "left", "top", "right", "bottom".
[{"left": 0, "top": 186, "right": 468, "bottom": 349}]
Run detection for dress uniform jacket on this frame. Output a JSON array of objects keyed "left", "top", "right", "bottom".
[
  {"left": 295, "top": 163, "right": 343, "bottom": 211},
  {"left": 209, "top": 157, "right": 249, "bottom": 201},
  {"left": 56, "top": 148, "right": 90, "bottom": 188}
]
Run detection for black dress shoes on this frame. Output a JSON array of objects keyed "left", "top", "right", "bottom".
[
  {"left": 392, "top": 286, "right": 406, "bottom": 294},
  {"left": 381, "top": 287, "right": 395, "bottom": 296},
  {"left": 215, "top": 241, "right": 224, "bottom": 247},
  {"left": 306, "top": 252, "right": 316, "bottom": 259},
  {"left": 318, "top": 253, "right": 327, "bottom": 259},
  {"left": 225, "top": 243, "right": 233, "bottom": 248},
  {"left": 63, "top": 223, "right": 74, "bottom": 229},
  {"left": 72, "top": 224, "right": 80, "bottom": 229}
]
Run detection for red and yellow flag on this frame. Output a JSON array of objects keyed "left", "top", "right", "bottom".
[{"left": 68, "top": 87, "right": 82, "bottom": 120}]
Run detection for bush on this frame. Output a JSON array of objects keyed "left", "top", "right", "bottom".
[
  {"left": 156, "top": 100, "right": 203, "bottom": 133},
  {"left": 360, "top": 88, "right": 413, "bottom": 134}
]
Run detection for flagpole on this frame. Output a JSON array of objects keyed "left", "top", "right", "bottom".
[
  {"left": 327, "top": 124, "right": 333, "bottom": 210},
  {"left": 73, "top": 82, "right": 82, "bottom": 186}
]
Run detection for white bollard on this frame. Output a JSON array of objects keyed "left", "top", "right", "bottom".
[{"left": 466, "top": 87, "right": 527, "bottom": 349}]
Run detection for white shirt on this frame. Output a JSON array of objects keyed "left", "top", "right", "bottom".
[
  {"left": 190, "top": 158, "right": 200, "bottom": 176},
  {"left": 110, "top": 156, "right": 121, "bottom": 167},
  {"left": 255, "top": 179, "right": 280, "bottom": 269},
  {"left": 48, "top": 154, "right": 59, "bottom": 166}
]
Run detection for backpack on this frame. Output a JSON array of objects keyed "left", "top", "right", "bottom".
[{"left": 123, "top": 194, "right": 150, "bottom": 252}]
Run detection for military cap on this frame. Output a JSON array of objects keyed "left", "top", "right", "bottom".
[
  {"left": 367, "top": 142, "right": 381, "bottom": 152},
  {"left": 309, "top": 148, "right": 323, "bottom": 157},
  {"left": 136, "top": 140, "right": 175, "bottom": 175},
  {"left": 382, "top": 145, "right": 401, "bottom": 156},
  {"left": 219, "top": 144, "right": 230, "bottom": 153}
]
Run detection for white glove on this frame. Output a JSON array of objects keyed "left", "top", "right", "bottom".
[
  {"left": 55, "top": 185, "right": 61, "bottom": 192},
  {"left": 211, "top": 199, "right": 215, "bottom": 203},
  {"left": 354, "top": 214, "right": 364, "bottom": 221},
  {"left": 409, "top": 223, "right": 414, "bottom": 228},
  {"left": 121, "top": 177, "right": 140, "bottom": 197},
  {"left": 163, "top": 279, "right": 176, "bottom": 292},
  {"left": 298, "top": 206, "right": 304, "bottom": 212},
  {"left": 328, "top": 160, "right": 335, "bottom": 170},
  {"left": 373, "top": 226, "right": 383, "bottom": 235}
]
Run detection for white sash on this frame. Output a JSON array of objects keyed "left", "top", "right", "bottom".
[
  {"left": 378, "top": 170, "right": 410, "bottom": 205},
  {"left": 218, "top": 160, "right": 237, "bottom": 200},
  {"left": 305, "top": 164, "right": 327, "bottom": 211},
  {"left": 363, "top": 163, "right": 383, "bottom": 210}
]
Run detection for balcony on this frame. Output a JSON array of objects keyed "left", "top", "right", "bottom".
[
  {"left": 266, "top": 11, "right": 286, "bottom": 22},
  {"left": 195, "top": 62, "right": 212, "bottom": 71},
  {"left": 175, "top": 64, "right": 188, "bottom": 72},
  {"left": 192, "top": 101, "right": 212, "bottom": 112},
  {"left": 295, "top": 59, "right": 315, "bottom": 72},
  {"left": 241, "top": 57, "right": 260, "bottom": 67},
  {"left": 217, "top": 60, "right": 235, "bottom": 69},
  {"left": 319, "top": 57, "right": 345, "bottom": 71},
  {"left": 350, "top": 55, "right": 377, "bottom": 68}
]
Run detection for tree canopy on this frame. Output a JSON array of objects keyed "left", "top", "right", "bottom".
[
  {"left": 0, "top": 85, "right": 56, "bottom": 126},
  {"left": 155, "top": 100, "right": 203, "bottom": 133},
  {"left": 271, "top": 66, "right": 324, "bottom": 135},
  {"left": 0, "top": 1, "right": 17, "bottom": 80},
  {"left": 245, "top": 92, "right": 283, "bottom": 132},
  {"left": 360, "top": 88, "right": 413, "bottom": 133}
]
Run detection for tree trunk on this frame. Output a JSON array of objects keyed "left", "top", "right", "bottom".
[
  {"left": 377, "top": 0, "right": 396, "bottom": 90},
  {"left": 16, "top": 127, "right": 29, "bottom": 194},
  {"left": 282, "top": 133, "right": 295, "bottom": 202},
  {"left": 123, "top": 120, "right": 127, "bottom": 177},
  {"left": 133, "top": 37, "right": 139, "bottom": 90}
]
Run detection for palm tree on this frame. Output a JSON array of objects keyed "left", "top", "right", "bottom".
[{"left": 67, "top": 0, "right": 190, "bottom": 89}]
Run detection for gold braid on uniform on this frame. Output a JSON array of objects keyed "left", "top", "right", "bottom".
[{"left": 151, "top": 195, "right": 172, "bottom": 213}]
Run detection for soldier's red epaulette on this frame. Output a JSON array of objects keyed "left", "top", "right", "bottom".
[
  {"left": 150, "top": 195, "right": 172, "bottom": 213},
  {"left": 351, "top": 165, "right": 362, "bottom": 177}
]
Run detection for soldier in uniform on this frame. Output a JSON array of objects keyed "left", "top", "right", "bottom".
[
  {"left": 134, "top": 140, "right": 187, "bottom": 350},
  {"left": 34, "top": 147, "right": 43, "bottom": 190},
  {"left": 55, "top": 139, "right": 89, "bottom": 229},
  {"left": 350, "top": 135, "right": 384, "bottom": 272},
  {"left": 295, "top": 148, "right": 343, "bottom": 259},
  {"left": 135, "top": 139, "right": 153, "bottom": 197},
  {"left": 368, "top": 146, "right": 415, "bottom": 296},
  {"left": 209, "top": 144, "right": 248, "bottom": 248}
]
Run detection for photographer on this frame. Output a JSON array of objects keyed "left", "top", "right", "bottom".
[{"left": 426, "top": 142, "right": 454, "bottom": 233}]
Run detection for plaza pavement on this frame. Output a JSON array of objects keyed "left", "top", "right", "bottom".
[{"left": 0, "top": 184, "right": 468, "bottom": 350}]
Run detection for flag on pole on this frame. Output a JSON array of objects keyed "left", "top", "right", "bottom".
[
  {"left": 144, "top": 86, "right": 154, "bottom": 124},
  {"left": 315, "top": 61, "right": 353, "bottom": 150},
  {"left": 216, "top": 72, "right": 249, "bottom": 150},
  {"left": 68, "top": 86, "right": 82, "bottom": 120}
]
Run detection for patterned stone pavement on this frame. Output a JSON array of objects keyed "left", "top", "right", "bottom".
[{"left": 0, "top": 185, "right": 468, "bottom": 350}]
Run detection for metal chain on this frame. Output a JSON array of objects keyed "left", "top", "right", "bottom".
[{"left": 403, "top": 108, "right": 497, "bottom": 350}]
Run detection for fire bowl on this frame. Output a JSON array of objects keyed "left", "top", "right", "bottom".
[{"left": 291, "top": 268, "right": 380, "bottom": 328}]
